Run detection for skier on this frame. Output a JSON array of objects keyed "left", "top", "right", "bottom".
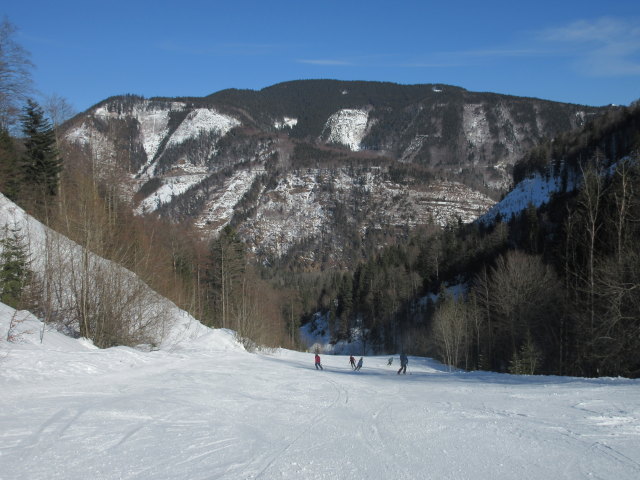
[
  {"left": 387, "top": 357, "right": 393, "bottom": 366},
  {"left": 355, "top": 357, "right": 363, "bottom": 371},
  {"left": 397, "top": 352, "right": 408, "bottom": 375},
  {"left": 349, "top": 355, "right": 356, "bottom": 370},
  {"left": 315, "top": 353, "right": 323, "bottom": 370}
]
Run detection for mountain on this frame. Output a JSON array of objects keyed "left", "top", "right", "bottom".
[{"left": 60, "top": 80, "right": 611, "bottom": 267}]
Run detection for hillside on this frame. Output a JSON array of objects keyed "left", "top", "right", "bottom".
[
  {"left": 0, "top": 192, "right": 203, "bottom": 348},
  {"left": 60, "top": 80, "right": 610, "bottom": 267}
]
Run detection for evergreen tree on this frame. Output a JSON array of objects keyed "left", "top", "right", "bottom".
[
  {"left": 20, "top": 99, "right": 62, "bottom": 202},
  {"left": 0, "top": 224, "right": 31, "bottom": 308}
]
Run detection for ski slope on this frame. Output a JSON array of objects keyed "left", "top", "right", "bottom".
[{"left": 1, "top": 310, "right": 640, "bottom": 480}]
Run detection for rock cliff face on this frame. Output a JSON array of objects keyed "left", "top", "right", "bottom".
[{"left": 61, "top": 81, "right": 610, "bottom": 267}]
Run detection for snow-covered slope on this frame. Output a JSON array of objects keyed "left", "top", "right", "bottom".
[
  {"left": 135, "top": 174, "right": 208, "bottom": 214},
  {"left": 477, "top": 160, "right": 589, "bottom": 225},
  {"left": 194, "top": 169, "right": 262, "bottom": 232},
  {"left": 65, "top": 101, "right": 242, "bottom": 208},
  {"left": 166, "top": 108, "right": 240, "bottom": 148},
  {"left": 479, "top": 173, "right": 562, "bottom": 224},
  {"left": 0, "top": 193, "right": 206, "bottom": 348},
  {"left": 322, "top": 108, "right": 369, "bottom": 151},
  {"left": 2, "top": 305, "right": 639, "bottom": 480}
]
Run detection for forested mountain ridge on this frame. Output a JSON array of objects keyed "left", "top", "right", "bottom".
[
  {"left": 381, "top": 101, "right": 640, "bottom": 378},
  {"left": 60, "top": 80, "right": 611, "bottom": 268}
]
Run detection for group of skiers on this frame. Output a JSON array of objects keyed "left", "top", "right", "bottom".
[
  {"left": 349, "top": 355, "right": 363, "bottom": 371},
  {"left": 314, "top": 352, "right": 408, "bottom": 374}
]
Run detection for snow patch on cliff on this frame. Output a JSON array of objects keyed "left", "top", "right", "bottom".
[
  {"left": 274, "top": 117, "right": 298, "bottom": 130},
  {"left": 93, "top": 101, "right": 186, "bottom": 161},
  {"left": 167, "top": 109, "right": 240, "bottom": 147},
  {"left": 136, "top": 174, "right": 208, "bottom": 214},
  {"left": 463, "top": 104, "right": 490, "bottom": 150},
  {"left": 323, "top": 109, "right": 369, "bottom": 151},
  {"left": 195, "top": 169, "right": 261, "bottom": 233},
  {"left": 240, "top": 171, "right": 325, "bottom": 257},
  {"left": 64, "top": 122, "right": 92, "bottom": 146}
]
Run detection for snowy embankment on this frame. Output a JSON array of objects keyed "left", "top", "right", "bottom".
[
  {"left": 0, "top": 193, "right": 207, "bottom": 348},
  {"left": 2, "top": 305, "right": 640, "bottom": 480}
]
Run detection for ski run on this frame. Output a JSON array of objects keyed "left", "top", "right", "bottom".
[{"left": 1, "top": 307, "right": 639, "bottom": 480}]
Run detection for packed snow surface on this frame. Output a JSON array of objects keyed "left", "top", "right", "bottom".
[{"left": 2, "top": 309, "right": 639, "bottom": 480}]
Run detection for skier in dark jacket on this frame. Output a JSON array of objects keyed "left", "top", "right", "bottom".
[
  {"left": 398, "top": 353, "right": 408, "bottom": 375},
  {"left": 315, "top": 353, "right": 323, "bottom": 370},
  {"left": 355, "top": 357, "right": 363, "bottom": 371}
]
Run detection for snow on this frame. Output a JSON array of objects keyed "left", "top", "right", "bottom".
[
  {"left": 2, "top": 305, "right": 640, "bottom": 480},
  {"left": 93, "top": 101, "right": 187, "bottom": 168},
  {"left": 135, "top": 174, "right": 208, "bottom": 214},
  {"left": 167, "top": 108, "right": 240, "bottom": 147},
  {"left": 2, "top": 169, "right": 639, "bottom": 479},
  {"left": 463, "top": 104, "right": 491, "bottom": 151},
  {"left": 0, "top": 193, "right": 198, "bottom": 348},
  {"left": 194, "top": 169, "right": 262, "bottom": 233},
  {"left": 274, "top": 117, "right": 298, "bottom": 130},
  {"left": 323, "top": 108, "right": 369, "bottom": 151},
  {"left": 479, "top": 172, "right": 571, "bottom": 225}
]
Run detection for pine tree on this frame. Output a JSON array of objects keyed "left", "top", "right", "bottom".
[
  {"left": 20, "top": 99, "right": 62, "bottom": 202},
  {"left": 0, "top": 225, "right": 31, "bottom": 308}
]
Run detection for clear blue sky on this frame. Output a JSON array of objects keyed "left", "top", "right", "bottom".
[{"left": 4, "top": 0, "right": 640, "bottom": 113}]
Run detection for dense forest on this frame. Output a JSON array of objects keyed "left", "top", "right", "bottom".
[{"left": 299, "top": 102, "right": 640, "bottom": 378}]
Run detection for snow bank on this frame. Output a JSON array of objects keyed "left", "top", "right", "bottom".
[{"left": 0, "top": 193, "right": 215, "bottom": 350}]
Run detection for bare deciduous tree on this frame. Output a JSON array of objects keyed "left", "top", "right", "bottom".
[
  {"left": 487, "top": 250, "right": 561, "bottom": 371},
  {"left": 431, "top": 292, "right": 469, "bottom": 370},
  {"left": 0, "top": 17, "right": 34, "bottom": 130}
]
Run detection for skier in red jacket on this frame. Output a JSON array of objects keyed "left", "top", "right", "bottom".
[{"left": 315, "top": 353, "right": 323, "bottom": 370}]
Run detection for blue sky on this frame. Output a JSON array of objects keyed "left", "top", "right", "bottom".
[{"left": 4, "top": 0, "right": 640, "bottom": 113}]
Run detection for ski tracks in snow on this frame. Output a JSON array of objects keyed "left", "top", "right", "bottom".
[{"left": 252, "top": 374, "right": 347, "bottom": 479}]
